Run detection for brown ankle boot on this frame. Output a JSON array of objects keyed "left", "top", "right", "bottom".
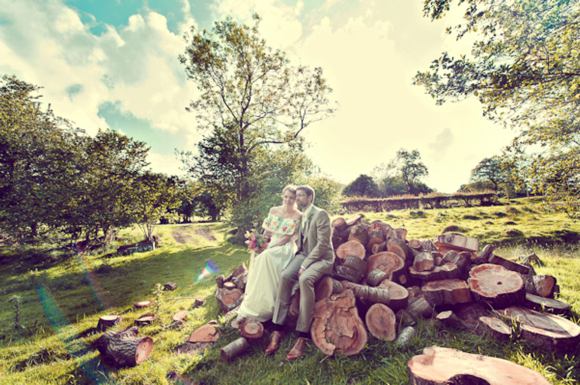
[
  {"left": 264, "top": 331, "right": 284, "bottom": 355},
  {"left": 285, "top": 337, "right": 308, "bottom": 361}
]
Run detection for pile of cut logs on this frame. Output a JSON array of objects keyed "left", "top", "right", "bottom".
[{"left": 211, "top": 215, "right": 579, "bottom": 383}]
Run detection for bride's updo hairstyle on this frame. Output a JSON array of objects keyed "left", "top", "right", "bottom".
[{"left": 282, "top": 184, "right": 297, "bottom": 197}]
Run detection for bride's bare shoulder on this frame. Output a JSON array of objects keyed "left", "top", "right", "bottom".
[
  {"left": 292, "top": 211, "right": 302, "bottom": 220},
  {"left": 269, "top": 206, "right": 282, "bottom": 215}
]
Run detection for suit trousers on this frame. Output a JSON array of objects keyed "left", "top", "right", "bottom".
[{"left": 272, "top": 253, "right": 333, "bottom": 333}]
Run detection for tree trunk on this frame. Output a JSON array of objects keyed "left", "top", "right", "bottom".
[
  {"left": 365, "top": 303, "right": 397, "bottom": 341},
  {"left": 95, "top": 326, "right": 153, "bottom": 368},
  {"left": 407, "top": 346, "right": 551, "bottom": 385},
  {"left": 310, "top": 290, "right": 368, "bottom": 356},
  {"left": 468, "top": 264, "right": 525, "bottom": 308}
]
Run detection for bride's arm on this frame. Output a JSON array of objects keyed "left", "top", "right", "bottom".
[{"left": 268, "top": 233, "right": 292, "bottom": 248}]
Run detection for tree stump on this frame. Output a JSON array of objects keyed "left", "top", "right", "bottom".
[
  {"left": 163, "top": 282, "right": 178, "bottom": 291},
  {"left": 409, "top": 262, "right": 460, "bottom": 282},
  {"left": 495, "top": 306, "right": 580, "bottom": 351},
  {"left": 523, "top": 293, "right": 570, "bottom": 314},
  {"left": 422, "top": 279, "right": 472, "bottom": 306},
  {"left": 365, "top": 251, "right": 407, "bottom": 286},
  {"left": 215, "top": 288, "right": 243, "bottom": 313},
  {"left": 221, "top": 337, "right": 251, "bottom": 362},
  {"left": 475, "top": 316, "right": 511, "bottom": 340},
  {"left": 335, "top": 240, "right": 366, "bottom": 262},
  {"left": 134, "top": 300, "right": 152, "bottom": 309},
  {"left": 310, "top": 290, "right": 368, "bottom": 356},
  {"left": 187, "top": 323, "right": 220, "bottom": 343},
  {"left": 365, "top": 303, "right": 397, "bottom": 341},
  {"left": 468, "top": 264, "right": 525, "bottom": 308},
  {"left": 407, "top": 346, "right": 551, "bottom": 385},
  {"left": 238, "top": 317, "right": 264, "bottom": 340},
  {"left": 95, "top": 326, "right": 154, "bottom": 368},
  {"left": 315, "top": 276, "right": 344, "bottom": 302},
  {"left": 97, "top": 315, "right": 122, "bottom": 331},
  {"left": 134, "top": 314, "right": 156, "bottom": 326}
]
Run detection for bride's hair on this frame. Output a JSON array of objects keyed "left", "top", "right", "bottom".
[{"left": 282, "top": 184, "right": 297, "bottom": 197}]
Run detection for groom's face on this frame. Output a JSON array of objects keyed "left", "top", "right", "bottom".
[{"left": 296, "top": 190, "right": 311, "bottom": 209}]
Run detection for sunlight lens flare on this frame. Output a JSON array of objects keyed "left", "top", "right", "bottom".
[{"left": 195, "top": 260, "right": 219, "bottom": 282}]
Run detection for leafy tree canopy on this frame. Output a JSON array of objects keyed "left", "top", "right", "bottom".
[{"left": 342, "top": 174, "right": 381, "bottom": 198}]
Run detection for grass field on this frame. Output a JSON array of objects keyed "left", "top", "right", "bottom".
[{"left": 0, "top": 198, "right": 579, "bottom": 384}]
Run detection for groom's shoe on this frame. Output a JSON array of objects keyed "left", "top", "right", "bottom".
[
  {"left": 264, "top": 331, "right": 284, "bottom": 355},
  {"left": 285, "top": 337, "right": 307, "bottom": 361}
]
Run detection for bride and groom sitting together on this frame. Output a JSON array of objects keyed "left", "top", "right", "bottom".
[{"left": 236, "top": 184, "right": 334, "bottom": 361}]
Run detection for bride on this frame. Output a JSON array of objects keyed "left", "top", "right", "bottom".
[{"left": 236, "top": 185, "right": 301, "bottom": 322}]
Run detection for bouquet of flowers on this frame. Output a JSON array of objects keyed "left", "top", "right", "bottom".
[{"left": 245, "top": 230, "right": 270, "bottom": 253}]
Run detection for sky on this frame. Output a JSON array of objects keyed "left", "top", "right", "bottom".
[{"left": 0, "top": 0, "right": 517, "bottom": 193}]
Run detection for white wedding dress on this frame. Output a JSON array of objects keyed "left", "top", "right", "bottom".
[{"left": 236, "top": 213, "right": 300, "bottom": 322}]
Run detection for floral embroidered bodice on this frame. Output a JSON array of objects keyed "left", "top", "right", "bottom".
[{"left": 262, "top": 213, "right": 300, "bottom": 236}]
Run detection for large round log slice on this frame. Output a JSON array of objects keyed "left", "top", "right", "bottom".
[
  {"left": 365, "top": 303, "right": 396, "bottom": 341},
  {"left": 310, "top": 290, "right": 368, "bottom": 356},
  {"left": 365, "top": 252, "right": 406, "bottom": 285},
  {"left": 494, "top": 306, "right": 580, "bottom": 351},
  {"left": 407, "top": 346, "right": 551, "bottom": 385},
  {"left": 336, "top": 240, "right": 366, "bottom": 262},
  {"left": 468, "top": 264, "right": 525, "bottom": 308}
]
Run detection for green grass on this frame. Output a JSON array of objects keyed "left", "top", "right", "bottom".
[{"left": 0, "top": 199, "right": 579, "bottom": 384}]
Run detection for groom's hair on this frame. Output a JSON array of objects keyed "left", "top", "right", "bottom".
[{"left": 297, "top": 185, "right": 315, "bottom": 203}]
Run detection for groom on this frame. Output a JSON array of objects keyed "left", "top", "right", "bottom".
[{"left": 265, "top": 185, "right": 334, "bottom": 361}]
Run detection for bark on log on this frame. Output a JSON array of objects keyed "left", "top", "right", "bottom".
[
  {"left": 335, "top": 240, "right": 366, "bottom": 262},
  {"left": 215, "top": 288, "right": 244, "bottom": 313},
  {"left": 342, "top": 280, "right": 409, "bottom": 311},
  {"left": 216, "top": 275, "right": 225, "bottom": 289},
  {"left": 442, "top": 251, "right": 471, "bottom": 278},
  {"left": 453, "top": 302, "right": 492, "bottom": 330},
  {"left": 310, "top": 290, "right": 368, "bottom": 356},
  {"left": 387, "top": 238, "right": 413, "bottom": 266},
  {"left": 345, "top": 214, "right": 364, "bottom": 227},
  {"left": 521, "top": 274, "right": 557, "bottom": 298},
  {"left": 238, "top": 317, "right": 264, "bottom": 340},
  {"left": 97, "top": 315, "right": 122, "bottom": 331},
  {"left": 475, "top": 316, "right": 511, "bottom": 340},
  {"left": 495, "top": 306, "right": 580, "bottom": 351},
  {"left": 163, "top": 282, "right": 178, "bottom": 291},
  {"left": 519, "top": 253, "right": 543, "bottom": 266},
  {"left": 422, "top": 279, "right": 472, "bottom": 306},
  {"left": 407, "top": 346, "right": 551, "bottom": 385},
  {"left": 188, "top": 323, "right": 220, "bottom": 342},
  {"left": 472, "top": 243, "right": 495, "bottom": 265},
  {"left": 366, "top": 269, "right": 389, "bottom": 287},
  {"left": 396, "top": 309, "right": 417, "bottom": 328},
  {"left": 220, "top": 337, "right": 251, "bottom": 362},
  {"left": 225, "top": 263, "right": 248, "bottom": 283},
  {"left": 413, "top": 252, "right": 435, "bottom": 272},
  {"left": 421, "top": 240, "right": 438, "bottom": 253},
  {"left": 367, "top": 228, "right": 386, "bottom": 252},
  {"left": 394, "top": 326, "right": 416, "bottom": 348},
  {"left": 489, "top": 254, "right": 531, "bottom": 274},
  {"left": 315, "top": 276, "right": 344, "bottom": 302},
  {"left": 409, "top": 262, "right": 460, "bottom": 282},
  {"left": 233, "top": 273, "right": 248, "bottom": 292},
  {"left": 434, "top": 234, "right": 479, "bottom": 252},
  {"left": 335, "top": 265, "right": 364, "bottom": 283},
  {"left": 365, "top": 251, "right": 407, "bottom": 285},
  {"left": 95, "top": 326, "right": 154, "bottom": 368},
  {"left": 394, "top": 228, "right": 408, "bottom": 242},
  {"left": 348, "top": 225, "right": 369, "bottom": 246},
  {"left": 468, "top": 264, "right": 525, "bottom": 308},
  {"left": 406, "top": 297, "right": 434, "bottom": 320},
  {"left": 365, "top": 303, "right": 397, "bottom": 341},
  {"left": 523, "top": 293, "right": 570, "bottom": 314},
  {"left": 331, "top": 217, "right": 348, "bottom": 234}
]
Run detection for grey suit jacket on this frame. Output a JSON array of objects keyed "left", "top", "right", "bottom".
[{"left": 297, "top": 205, "right": 334, "bottom": 270}]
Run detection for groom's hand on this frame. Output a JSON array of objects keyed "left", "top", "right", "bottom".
[{"left": 298, "top": 267, "right": 305, "bottom": 277}]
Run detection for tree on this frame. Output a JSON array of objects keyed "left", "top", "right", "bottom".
[
  {"left": 470, "top": 157, "right": 508, "bottom": 191},
  {"left": 342, "top": 174, "right": 381, "bottom": 198},
  {"left": 179, "top": 15, "right": 336, "bottom": 232},
  {"left": 131, "top": 172, "right": 181, "bottom": 242},
  {"left": 388, "top": 149, "right": 429, "bottom": 195},
  {"left": 415, "top": 0, "right": 579, "bottom": 212}
]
